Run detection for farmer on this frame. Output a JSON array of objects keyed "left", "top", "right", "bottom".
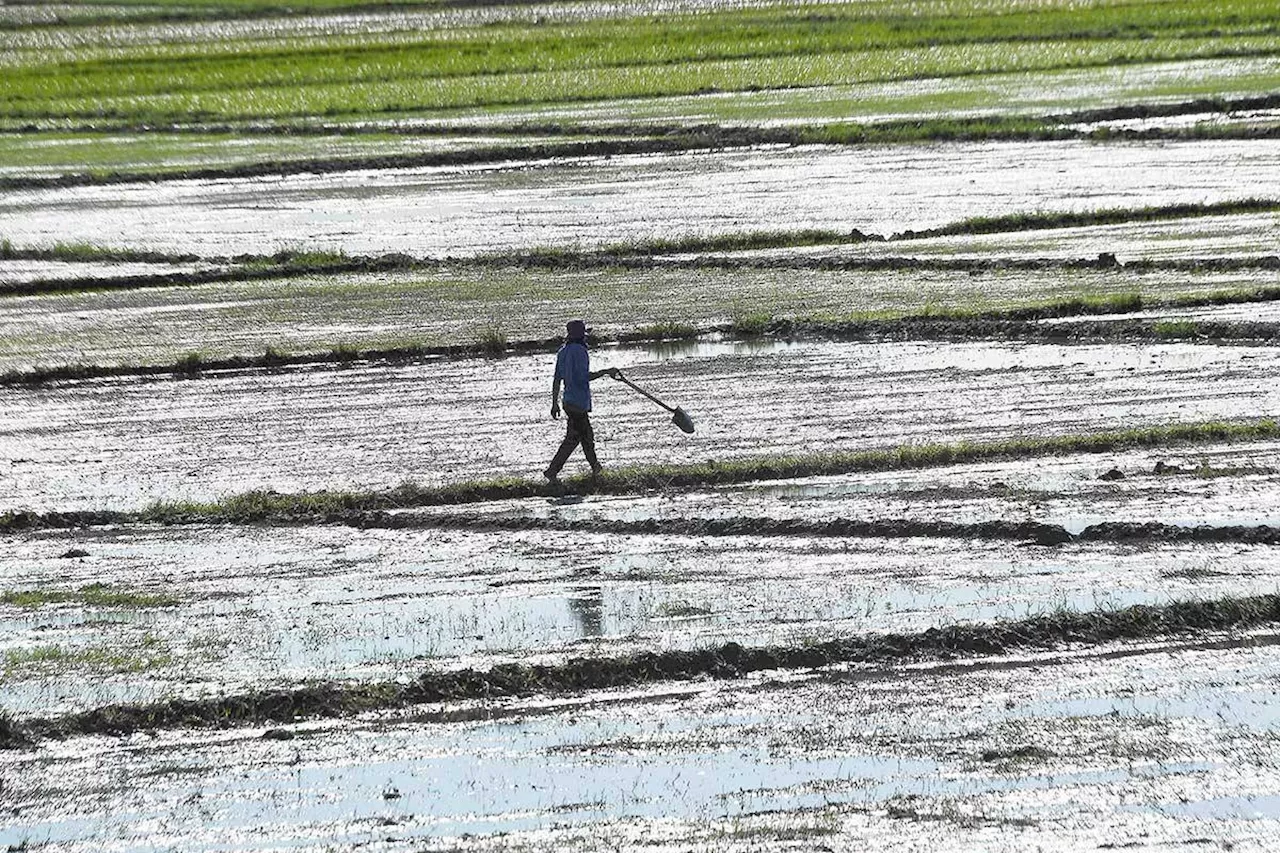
[{"left": 545, "top": 319, "right": 618, "bottom": 482}]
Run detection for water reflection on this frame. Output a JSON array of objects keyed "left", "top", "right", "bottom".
[
  {"left": 568, "top": 585, "right": 604, "bottom": 637},
  {"left": 628, "top": 335, "right": 796, "bottom": 362}
]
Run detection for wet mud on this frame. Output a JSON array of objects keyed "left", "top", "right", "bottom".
[
  {"left": 6, "top": 593, "right": 1278, "bottom": 749},
  {"left": 352, "top": 511, "right": 1280, "bottom": 548}
]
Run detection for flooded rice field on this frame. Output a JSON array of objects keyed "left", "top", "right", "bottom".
[
  {"left": 421, "top": 56, "right": 1280, "bottom": 128},
  {"left": 0, "top": 0, "right": 775, "bottom": 53},
  {"left": 737, "top": 212, "right": 1280, "bottom": 264},
  {"left": 5, "top": 635, "right": 1280, "bottom": 851},
  {"left": 4, "top": 504, "right": 1280, "bottom": 713},
  {"left": 8, "top": 3, "right": 1280, "bottom": 845},
  {"left": 2, "top": 141, "right": 1277, "bottom": 256},
  {"left": 3, "top": 339, "right": 1280, "bottom": 510},
  {"left": 429, "top": 438, "right": 1280, "bottom": 531},
  {"left": 0, "top": 132, "right": 571, "bottom": 179},
  {"left": 5, "top": 266, "right": 1270, "bottom": 371}
]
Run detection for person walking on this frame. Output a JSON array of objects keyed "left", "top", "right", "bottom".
[{"left": 545, "top": 319, "right": 618, "bottom": 483}]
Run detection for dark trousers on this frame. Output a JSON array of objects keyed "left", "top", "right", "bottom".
[{"left": 547, "top": 408, "right": 599, "bottom": 475}]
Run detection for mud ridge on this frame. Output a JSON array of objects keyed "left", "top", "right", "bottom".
[
  {"left": 347, "top": 512, "right": 1280, "bottom": 546},
  {"left": 349, "top": 512, "right": 1077, "bottom": 545},
  {"left": 0, "top": 335, "right": 567, "bottom": 387},
  {"left": 1048, "top": 93, "right": 1280, "bottom": 125},
  {"left": 7, "top": 250, "right": 1278, "bottom": 304},
  {"left": 1079, "top": 522, "right": 1280, "bottom": 544},
  {"left": 5, "top": 594, "right": 1280, "bottom": 748},
  {"left": 776, "top": 317, "right": 1280, "bottom": 344},
  {"left": 893, "top": 198, "right": 1280, "bottom": 241}
]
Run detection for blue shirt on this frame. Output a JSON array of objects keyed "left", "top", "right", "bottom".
[{"left": 555, "top": 341, "right": 591, "bottom": 411}]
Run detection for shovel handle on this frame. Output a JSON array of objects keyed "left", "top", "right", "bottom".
[{"left": 612, "top": 372, "right": 676, "bottom": 413}]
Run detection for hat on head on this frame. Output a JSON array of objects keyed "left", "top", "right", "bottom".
[{"left": 566, "top": 319, "right": 587, "bottom": 339}]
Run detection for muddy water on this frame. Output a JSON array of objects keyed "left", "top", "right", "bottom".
[
  {"left": 0, "top": 259, "right": 217, "bottom": 285},
  {"left": 4, "top": 638, "right": 1279, "bottom": 851},
  {"left": 436, "top": 438, "right": 1280, "bottom": 531},
  {"left": 3, "top": 339, "right": 1280, "bottom": 511},
  {"left": 3, "top": 515, "right": 1279, "bottom": 713},
  {"left": 1, "top": 141, "right": 1277, "bottom": 256},
  {"left": 717, "top": 212, "right": 1280, "bottom": 263}
]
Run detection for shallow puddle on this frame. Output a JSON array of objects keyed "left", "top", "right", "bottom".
[{"left": 5, "top": 637, "right": 1279, "bottom": 851}]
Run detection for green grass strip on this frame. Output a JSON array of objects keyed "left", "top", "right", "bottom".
[
  {"left": 5, "top": 592, "right": 1279, "bottom": 747},
  {"left": 1, "top": 583, "right": 179, "bottom": 609},
  {"left": 894, "top": 198, "right": 1280, "bottom": 240}
]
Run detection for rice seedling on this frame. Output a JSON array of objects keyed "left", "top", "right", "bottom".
[
  {"left": 1, "top": 583, "right": 179, "bottom": 609},
  {"left": 5, "top": 1, "right": 1279, "bottom": 123}
]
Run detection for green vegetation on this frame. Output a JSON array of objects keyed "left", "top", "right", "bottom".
[
  {"left": 629, "top": 322, "right": 699, "bottom": 341},
  {"left": 1153, "top": 319, "right": 1202, "bottom": 338},
  {"left": 2, "top": 635, "right": 171, "bottom": 681},
  {"left": 1, "top": 583, "right": 179, "bottom": 609},
  {"left": 174, "top": 351, "right": 205, "bottom": 377},
  {"left": 730, "top": 312, "right": 772, "bottom": 335},
  {"left": 4, "top": 0, "right": 1279, "bottom": 124},
  {"left": 330, "top": 342, "right": 361, "bottom": 363},
  {"left": 0, "top": 239, "right": 197, "bottom": 265},
  {"left": 477, "top": 326, "right": 509, "bottom": 354},
  {"left": 895, "top": 198, "right": 1280, "bottom": 240}
]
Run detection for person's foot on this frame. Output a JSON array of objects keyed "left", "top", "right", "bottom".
[
  {"left": 543, "top": 468, "right": 560, "bottom": 484},
  {"left": 590, "top": 464, "right": 603, "bottom": 479}
]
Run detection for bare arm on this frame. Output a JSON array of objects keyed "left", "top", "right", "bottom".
[
  {"left": 589, "top": 367, "right": 620, "bottom": 380},
  {"left": 550, "top": 376, "right": 562, "bottom": 419}
]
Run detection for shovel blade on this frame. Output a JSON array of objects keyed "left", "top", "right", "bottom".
[{"left": 672, "top": 407, "right": 695, "bottom": 434}]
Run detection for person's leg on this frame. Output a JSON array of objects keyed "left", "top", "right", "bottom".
[
  {"left": 576, "top": 411, "right": 601, "bottom": 472},
  {"left": 545, "top": 418, "right": 581, "bottom": 479}
]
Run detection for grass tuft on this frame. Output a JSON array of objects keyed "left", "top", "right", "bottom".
[
  {"left": 1153, "top": 319, "right": 1202, "bottom": 338},
  {"left": 173, "top": 351, "right": 204, "bottom": 377},
  {"left": 896, "top": 199, "right": 1280, "bottom": 240},
  {"left": 478, "top": 326, "right": 509, "bottom": 354},
  {"left": 731, "top": 312, "right": 772, "bottom": 335}
]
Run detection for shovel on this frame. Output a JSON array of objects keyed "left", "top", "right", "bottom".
[{"left": 612, "top": 371, "right": 695, "bottom": 434}]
